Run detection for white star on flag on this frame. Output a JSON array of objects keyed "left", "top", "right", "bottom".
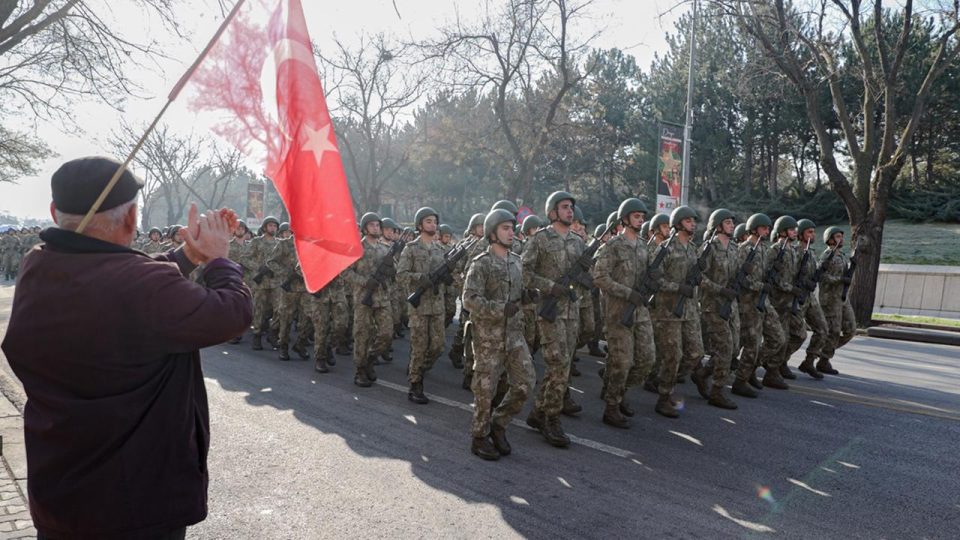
[{"left": 301, "top": 123, "right": 339, "bottom": 166}]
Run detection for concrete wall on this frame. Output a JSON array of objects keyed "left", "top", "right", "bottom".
[{"left": 874, "top": 264, "right": 960, "bottom": 320}]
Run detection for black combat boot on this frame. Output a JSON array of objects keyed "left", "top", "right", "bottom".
[
  {"left": 816, "top": 358, "right": 839, "bottom": 375},
  {"left": 708, "top": 385, "right": 738, "bottom": 410},
  {"left": 408, "top": 381, "right": 429, "bottom": 404},
  {"left": 780, "top": 363, "right": 797, "bottom": 380},
  {"left": 525, "top": 408, "right": 545, "bottom": 430},
  {"left": 799, "top": 355, "right": 823, "bottom": 379},
  {"left": 292, "top": 342, "right": 309, "bottom": 360},
  {"left": 619, "top": 397, "right": 635, "bottom": 417},
  {"left": 461, "top": 372, "right": 473, "bottom": 390},
  {"left": 691, "top": 365, "right": 711, "bottom": 400},
  {"left": 314, "top": 353, "right": 330, "bottom": 373},
  {"left": 471, "top": 436, "right": 500, "bottom": 461},
  {"left": 748, "top": 368, "right": 764, "bottom": 390},
  {"left": 655, "top": 394, "right": 680, "bottom": 418},
  {"left": 762, "top": 369, "right": 789, "bottom": 390},
  {"left": 731, "top": 378, "right": 759, "bottom": 398},
  {"left": 540, "top": 416, "right": 571, "bottom": 448},
  {"left": 354, "top": 368, "right": 372, "bottom": 388},
  {"left": 448, "top": 345, "right": 464, "bottom": 369},
  {"left": 588, "top": 341, "right": 606, "bottom": 358},
  {"left": 643, "top": 376, "right": 659, "bottom": 394},
  {"left": 364, "top": 359, "right": 378, "bottom": 382},
  {"left": 278, "top": 344, "right": 290, "bottom": 361},
  {"left": 569, "top": 362, "right": 581, "bottom": 377},
  {"left": 561, "top": 389, "right": 582, "bottom": 416},
  {"left": 252, "top": 333, "right": 264, "bottom": 351},
  {"left": 267, "top": 330, "right": 279, "bottom": 350},
  {"left": 490, "top": 425, "right": 511, "bottom": 456},
  {"left": 603, "top": 403, "right": 630, "bottom": 429},
  {"left": 326, "top": 346, "right": 337, "bottom": 366}
]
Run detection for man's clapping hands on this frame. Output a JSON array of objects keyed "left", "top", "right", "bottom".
[{"left": 182, "top": 203, "right": 240, "bottom": 265}]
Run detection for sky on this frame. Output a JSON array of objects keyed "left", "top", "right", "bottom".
[{"left": 0, "top": 0, "right": 687, "bottom": 220}]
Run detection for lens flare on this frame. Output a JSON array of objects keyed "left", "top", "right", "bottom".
[{"left": 756, "top": 485, "right": 776, "bottom": 505}]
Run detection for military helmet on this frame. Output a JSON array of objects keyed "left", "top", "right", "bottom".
[
  {"left": 402, "top": 227, "right": 414, "bottom": 237},
  {"left": 168, "top": 225, "right": 182, "bottom": 237},
  {"left": 669, "top": 205, "right": 698, "bottom": 229},
  {"left": 733, "top": 223, "right": 747, "bottom": 242},
  {"left": 484, "top": 209, "right": 517, "bottom": 239},
  {"left": 823, "top": 226, "right": 844, "bottom": 245},
  {"left": 491, "top": 199, "right": 519, "bottom": 215},
  {"left": 360, "top": 212, "right": 382, "bottom": 232},
  {"left": 236, "top": 219, "right": 248, "bottom": 232},
  {"left": 545, "top": 190, "right": 576, "bottom": 220},
  {"left": 573, "top": 205, "right": 586, "bottom": 225},
  {"left": 746, "top": 213, "right": 772, "bottom": 234},
  {"left": 522, "top": 215, "right": 541, "bottom": 235},
  {"left": 414, "top": 207, "right": 440, "bottom": 230},
  {"left": 772, "top": 215, "right": 798, "bottom": 238},
  {"left": 262, "top": 216, "right": 280, "bottom": 227},
  {"left": 797, "top": 218, "right": 816, "bottom": 236},
  {"left": 640, "top": 221, "right": 651, "bottom": 239},
  {"left": 606, "top": 211, "right": 619, "bottom": 230},
  {"left": 467, "top": 212, "right": 485, "bottom": 232},
  {"left": 515, "top": 223, "right": 523, "bottom": 235},
  {"left": 649, "top": 213, "right": 670, "bottom": 232},
  {"left": 707, "top": 208, "right": 736, "bottom": 232},
  {"left": 439, "top": 224, "right": 454, "bottom": 236},
  {"left": 380, "top": 217, "right": 400, "bottom": 231},
  {"left": 617, "top": 198, "right": 649, "bottom": 223},
  {"left": 148, "top": 227, "right": 161, "bottom": 236},
  {"left": 279, "top": 222, "right": 290, "bottom": 233},
  {"left": 594, "top": 224, "right": 607, "bottom": 239}
]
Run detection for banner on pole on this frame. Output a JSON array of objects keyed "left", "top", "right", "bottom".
[
  {"left": 247, "top": 182, "right": 265, "bottom": 223},
  {"left": 656, "top": 122, "right": 684, "bottom": 213}
]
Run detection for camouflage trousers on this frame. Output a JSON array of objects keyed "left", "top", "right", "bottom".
[
  {"left": 702, "top": 310, "right": 735, "bottom": 388},
  {"left": 278, "top": 291, "right": 306, "bottom": 346},
  {"left": 653, "top": 316, "right": 704, "bottom": 396},
  {"left": 731, "top": 306, "right": 741, "bottom": 358},
  {"left": 353, "top": 303, "right": 393, "bottom": 368},
  {"left": 444, "top": 285, "right": 459, "bottom": 327},
  {"left": 770, "top": 301, "right": 802, "bottom": 368},
  {"left": 820, "top": 298, "right": 856, "bottom": 360},
  {"left": 392, "top": 284, "right": 407, "bottom": 328},
  {"left": 522, "top": 304, "right": 538, "bottom": 352},
  {"left": 603, "top": 318, "right": 655, "bottom": 406},
  {"left": 408, "top": 313, "right": 446, "bottom": 384},
  {"left": 470, "top": 341, "right": 535, "bottom": 438},
  {"left": 1, "top": 252, "right": 18, "bottom": 276},
  {"left": 252, "top": 286, "right": 283, "bottom": 334},
  {"left": 803, "top": 297, "right": 828, "bottom": 359},
  {"left": 576, "top": 293, "right": 596, "bottom": 349},
  {"left": 533, "top": 314, "right": 579, "bottom": 417},
  {"left": 736, "top": 294, "right": 785, "bottom": 381}
]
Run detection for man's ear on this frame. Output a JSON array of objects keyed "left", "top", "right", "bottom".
[
  {"left": 125, "top": 203, "right": 138, "bottom": 233},
  {"left": 50, "top": 202, "right": 58, "bottom": 224}
]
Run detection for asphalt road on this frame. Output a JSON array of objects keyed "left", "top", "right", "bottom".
[{"left": 2, "top": 281, "right": 959, "bottom": 538}]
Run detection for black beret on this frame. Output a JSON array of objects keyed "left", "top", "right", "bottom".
[{"left": 51, "top": 156, "right": 143, "bottom": 215}]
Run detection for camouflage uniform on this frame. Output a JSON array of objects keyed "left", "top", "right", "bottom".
[
  {"left": 698, "top": 235, "right": 739, "bottom": 389},
  {"left": 439, "top": 241, "right": 459, "bottom": 327},
  {"left": 344, "top": 238, "right": 394, "bottom": 372},
  {"left": 592, "top": 234, "right": 655, "bottom": 407},
  {"left": 398, "top": 237, "right": 447, "bottom": 384},
  {"left": 766, "top": 239, "right": 800, "bottom": 369},
  {"left": 650, "top": 238, "right": 704, "bottom": 397},
  {"left": 792, "top": 242, "right": 829, "bottom": 363},
  {"left": 735, "top": 239, "right": 785, "bottom": 383},
  {"left": 141, "top": 240, "right": 166, "bottom": 255},
  {"left": 265, "top": 237, "right": 307, "bottom": 351},
  {"left": 463, "top": 248, "right": 534, "bottom": 437},
  {"left": 247, "top": 233, "right": 282, "bottom": 336},
  {"left": 522, "top": 225, "right": 583, "bottom": 417},
  {"left": 520, "top": 239, "right": 540, "bottom": 352},
  {"left": 1, "top": 234, "right": 20, "bottom": 280},
  {"left": 818, "top": 247, "right": 856, "bottom": 362}
]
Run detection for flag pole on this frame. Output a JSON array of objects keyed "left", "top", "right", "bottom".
[{"left": 75, "top": 0, "right": 249, "bottom": 234}]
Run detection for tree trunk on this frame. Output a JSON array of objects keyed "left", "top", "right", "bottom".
[{"left": 849, "top": 216, "right": 884, "bottom": 327}]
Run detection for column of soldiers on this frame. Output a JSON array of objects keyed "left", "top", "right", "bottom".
[
  {"left": 0, "top": 227, "right": 42, "bottom": 281},
  {"left": 121, "top": 196, "right": 857, "bottom": 462}
]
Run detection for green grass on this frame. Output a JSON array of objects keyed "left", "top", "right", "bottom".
[
  {"left": 822, "top": 220, "right": 960, "bottom": 266},
  {"left": 872, "top": 313, "right": 960, "bottom": 329}
]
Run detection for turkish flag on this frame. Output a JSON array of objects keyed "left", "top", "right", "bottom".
[{"left": 184, "top": 0, "right": 361, "bottom": 292}]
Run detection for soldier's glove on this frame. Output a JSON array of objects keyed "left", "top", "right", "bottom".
[
  {"left": 678, "top": 283, "right": 695, "bottom": 298},
  {"left": 772, "top": 259, "right": 785, "bottom": 272},
  {"left": 416, "top": 274, "right": 434, "bottom": 291},
  {"left": 761, "top": 282, "right": 775, "bottom": 295},
  {"left": 741, "top": 261, "right": 755, "bottom": 275},
  {"left": 365, "top": 276, "right": 380, "bottom": 291},
  {"left": 803, "top": 278, "right": 818, "bottom": 291},
  {"left": 281, "top": 280, "right": 292, "bottom": 293},
  {"left": 440, "top": 272, "right": 454, "bottom": 286},
  {"left": 577, "top": 272, "right": 594, "bottom": 289},
  {"left": 628, "top": 290, "right": 647, "bottom": 307},
  {"left": 257, "top": 266, "right": 275, "bottom": 278},
  {"left": 646, "top": 267, "right": 664, "bottom": 282},
  {"left": 252, "top": 273, "right": 264, "bottom": 285},
  {"left": 521, "top": 288, "right": 539, "bottom": 304},
  {"left": 504, "top": 301, "right": 521, "bottom": 317},
  {"left": 381, "top": 265, "right": 397, "bottom": 279},
  {"left": 841, "top": 276, "right": 853, "bottom": 285},
  {"left": 720, "top": 287, "right": 738, "bottom": 300},
  {"left": 549, "top": 282, "right": 568, "bottom": 298}
]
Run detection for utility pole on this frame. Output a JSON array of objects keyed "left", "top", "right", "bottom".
[{"left": 681, "top": 0, "right": 697, "bottom": 206}]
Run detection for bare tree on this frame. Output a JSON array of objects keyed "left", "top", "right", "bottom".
[
  {"left": 425, "top": 0, "right": 600, "bottom": 203},
  {"left": 713, "top": 0, "right": 960, "bottom": 326},
  {"left": 317, "top": 33, "right": 427, "bottom": 211}
]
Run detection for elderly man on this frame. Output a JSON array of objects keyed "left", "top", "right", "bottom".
[{"left": 1, "top": 156, "right": 252, "bottom": 540}]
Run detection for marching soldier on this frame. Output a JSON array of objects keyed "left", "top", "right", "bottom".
[
  {"left": 520, "top": 215, "right": 543, "bottom": 354},
  {"left": 265, "top": 234, "right": 308, "bottom": 361},
  {"left": 343, "top": 212, "right": 394, "bottom": 387},
  {"left": 381, "top": 217, "right": 404, "bottom": 340},
  {"left": 592, "top": 198, "right": 656, "bottom": 428},
  {"left": 248, "top": 216, "right": 283, "bottom": 351},
  {"left": 141, "top": 227, "right": 165, "bottom": 254},
  {"left": 448, "top": 212, "right": 485, "bottom": 375},
  {"left": 794, "top": 219, "right": 830, "bottom": 379},
  {"left": 764, "top": 216, "right": 799, "bottom": 387},
  {"left": 398, "top": 207, "right": 447, "bottom": 404},
  {"left": 438, "top": 224, "right": 459, "bottom": 328},
  {"left": 643, "top": 212, "right": 672, "bottom": 392},
  {"left": 463, "top": 209, "right": 535, "bottom": 461},
  {"left": 522, "top": 191, "right": 584, "bottom": 447},
  {"left": 816, "top": 227, "right": 857, "bottom": 375}
]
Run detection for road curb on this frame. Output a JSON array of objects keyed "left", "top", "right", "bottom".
[{"left": 866, "top": 325, "right": 960, "bottom": 347}]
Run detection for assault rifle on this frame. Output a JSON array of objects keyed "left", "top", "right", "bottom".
[
  {"left": 718, "top": 235, "right": 762, "bottom": 321},
  {"left": 620, "top": 230, "right": 675, "bottom": 327},
  {"left": 672, "top": 229, "right": 717, "bottom": 318},
  {"left": 360, "top": 240, "right": 405, "bottom": 307},
  {"left": 790, "top": 238, "right": 813, "bottom": 315},
  {"left": 539, "top": 220, "right": 619, "bottom": 323},
  {"left": 841, "top": 247, "right": 857, "bottom": 302},
  {"left": 756, "top": 237, "right": 787, "bottom": 313},
  {"left": 792, "top": 241, "right": 841, "bottom": 314},
  {"left": 407, "top": 236, "right": 480, "bottom": 308}
]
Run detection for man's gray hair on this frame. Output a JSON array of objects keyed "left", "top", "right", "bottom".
[{"left": 55, "top": 200, "right": 137, "bottom": 234}]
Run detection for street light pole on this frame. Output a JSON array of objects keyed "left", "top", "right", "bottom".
[{"left": 681, "top": 0, "right": 697, "bottom": 206}]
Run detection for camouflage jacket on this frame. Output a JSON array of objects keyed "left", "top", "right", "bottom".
[
  {"left": 650, "top": 236, "right": 698, "bottom": 321},
  {"left": 767, "top": 238, "right": 798, "bottom": 310},
  {"left": 247, "top": 234, "right": 281, "bottom": 289},
  {"left": 142, "top": 240, "right": 167, "bottom": 255},
  {"left": 522, "top": 225, "right": 585, "bottom": 321},
  {"left": 344, "top": 237, "right": 392, "bottom": 309},
  {"left": 397, "top": 237, "right": 445, "bottom": 316},
  {"left": 462, "top": 248, "right": 525, "bottom": 349},
  {"left": 818, "top": 246, "right": 851, "bottom": 305},
  {"left": 592, "top": 233, "right": 651, "bottom": 324},
  {"left": 265, "top": 237, "right": 306, "bottom": 293},
  {"left": 699, "top": 236, "right": 739, "bottom": 313}
]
